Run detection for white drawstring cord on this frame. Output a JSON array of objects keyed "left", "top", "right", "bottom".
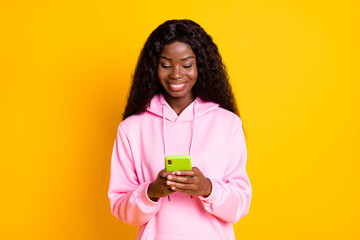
[
  {"left": 189, "top": 101, "right": 197, "bottom": 200},
  {"left": 189, "top": 101, "right": 197, "bottom": 158},
  {"left": 162, "top": 104, "right": 170, "bottom": 201},
  {"left": 162, "top": 104, "right": 167, "bottom": 158}
]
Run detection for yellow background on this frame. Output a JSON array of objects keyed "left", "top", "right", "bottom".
[{"left": 1, "top": 0, "right": 359, "bottom": 239}]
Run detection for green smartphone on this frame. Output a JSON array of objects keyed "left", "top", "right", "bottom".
[{"left": 165, "top": 155, "right": 192, "bottom": 172}]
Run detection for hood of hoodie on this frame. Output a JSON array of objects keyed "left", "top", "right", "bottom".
[{"left": 146, "top": 93, "right": 219, "bottom": 123}]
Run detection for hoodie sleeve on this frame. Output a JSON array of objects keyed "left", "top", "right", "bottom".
[
  {"left": 199, "top": 119, "right": 252, "bottom": 223},
  {"left": 108, "top": 124, "right": 162, "bottom": 226}
]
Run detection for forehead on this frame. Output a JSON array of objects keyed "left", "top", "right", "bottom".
[{"left": 161, "top": 41, "right": 195, "bottom": 58}]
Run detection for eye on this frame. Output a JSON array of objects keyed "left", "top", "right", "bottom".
[
  {"left": 161, "top": 63, "right": 171, "bottom": 68},
  {"left": 183, "top": 64, "right": 193, "bottom": 69}
]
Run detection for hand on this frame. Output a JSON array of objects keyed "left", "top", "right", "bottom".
[
  {"left": 165, "top": 167, "right": 212, "bottom": 197},
  {"left": 147, "top": 168, "right": 175, "bottom": 202}
]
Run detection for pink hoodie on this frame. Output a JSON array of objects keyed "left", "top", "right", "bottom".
[{"left": 108, "top": 94, "right": 252, "bottom": 240}]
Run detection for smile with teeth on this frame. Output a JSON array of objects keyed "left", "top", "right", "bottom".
[{"left": 168, "top": 82, "right": 187, "bottom": 90}]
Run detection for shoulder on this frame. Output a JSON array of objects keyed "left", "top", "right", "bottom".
[
  {"left": 213, "top": 107, "right": 243, "bottom": 127},
  {"left": 118, "top": 112, "right": 151, "bottom": 133}
]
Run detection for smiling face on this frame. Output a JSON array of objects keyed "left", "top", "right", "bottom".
[{"left": 157, "top": 41, "right": 198, "bottom": 106}]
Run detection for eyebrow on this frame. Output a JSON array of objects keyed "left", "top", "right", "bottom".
[{"left": 160, "top": 56, "right": 194, "bottom": 61}]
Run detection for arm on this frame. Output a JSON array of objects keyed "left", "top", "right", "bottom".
[
  {"left": 107, "top": 124, "right": 162, "bottom": 226},
  {"left": 198, "top": 120, "right": 252, "bottom": 223}
]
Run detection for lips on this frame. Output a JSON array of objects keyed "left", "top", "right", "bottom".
[{"left": 167, "top": 82, "right": 187, "bottom": 91}]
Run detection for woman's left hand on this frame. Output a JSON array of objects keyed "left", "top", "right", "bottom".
[{"left": 165, "top": 167, "right": 212, "bottom": 197}]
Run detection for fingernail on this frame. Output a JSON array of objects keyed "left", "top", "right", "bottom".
[
  {"left": 176, "top": 171, "right": 181, "bottom": 175},
  {"left": 166, "top": 181, "right": 171, "bottom": 185},
  {"left": 167, "top": 175, "right": 172, "bottom": 180}
]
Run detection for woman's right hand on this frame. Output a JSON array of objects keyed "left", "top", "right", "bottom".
[{"left": 147, "top": 169, "right": 174, "bottom": 202}]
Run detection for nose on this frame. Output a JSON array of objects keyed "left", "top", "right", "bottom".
[{"left": 169, "top": 66, "right": 184, "bottom": 80}]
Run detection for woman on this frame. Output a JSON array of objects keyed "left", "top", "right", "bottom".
[{"left": 108, "top": 19, "right": 252, "bottom": 240}]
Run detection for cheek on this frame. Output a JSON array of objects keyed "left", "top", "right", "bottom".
[
  {"left": 157, "top": 67, "right": 165, "bottom": 80},
  {"left": 189, "top": 67, "right": 198, "bottom": 80}
]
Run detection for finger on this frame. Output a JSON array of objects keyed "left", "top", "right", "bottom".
[
  {"left": 192, "top": 167, "right": 202, "bottom": 174},
  {"left": 170, "top": 187, "right": 193, "bottom": 195},
  {"left": 167, "top": 181, "right": 196, "bottom": 190},
  {"left": 174, "top": 170, "right": 195, "bottom": 176},
  {"left": 159, "top": 169, "right": 167, "bottom": 177},
  {"left": 161, "top": 178, "right": 173, "bottom": 188},
  {"left": 161, "top": 170, "right": 176, "bottom": 178},
  {"left": 167, "top": 175, "right": 194, "bottom": 184}
]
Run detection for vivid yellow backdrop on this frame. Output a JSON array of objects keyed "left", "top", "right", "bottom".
[{"left": 1, "top": 0, "right": 359, "bottom": 239}]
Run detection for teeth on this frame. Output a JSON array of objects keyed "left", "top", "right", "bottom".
[{"left": 169, "top": 83, "right": 185, "bottom": 88}]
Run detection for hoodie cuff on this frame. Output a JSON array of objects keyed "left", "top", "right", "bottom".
[{"left": 198, "top": 178, "right": 219, "bottom": 204}]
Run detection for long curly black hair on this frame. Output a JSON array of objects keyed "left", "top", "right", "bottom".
[{"left": 123, "top": 19, "right": 238, "bottom": 120}]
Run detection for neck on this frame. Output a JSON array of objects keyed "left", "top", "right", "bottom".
[{"left": 164, "top": 93, "right": 195, "bottom": 115}]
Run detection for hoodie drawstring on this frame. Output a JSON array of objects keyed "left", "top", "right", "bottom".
[
  {"left": 189, "top": 101, "right": 197, "bottom": 157},
  {"left": 162, "top": 101, "right": 197, "bottom": 201},
  {"left": 162, "top": 105, "right": 167, "bottom": 157}
]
